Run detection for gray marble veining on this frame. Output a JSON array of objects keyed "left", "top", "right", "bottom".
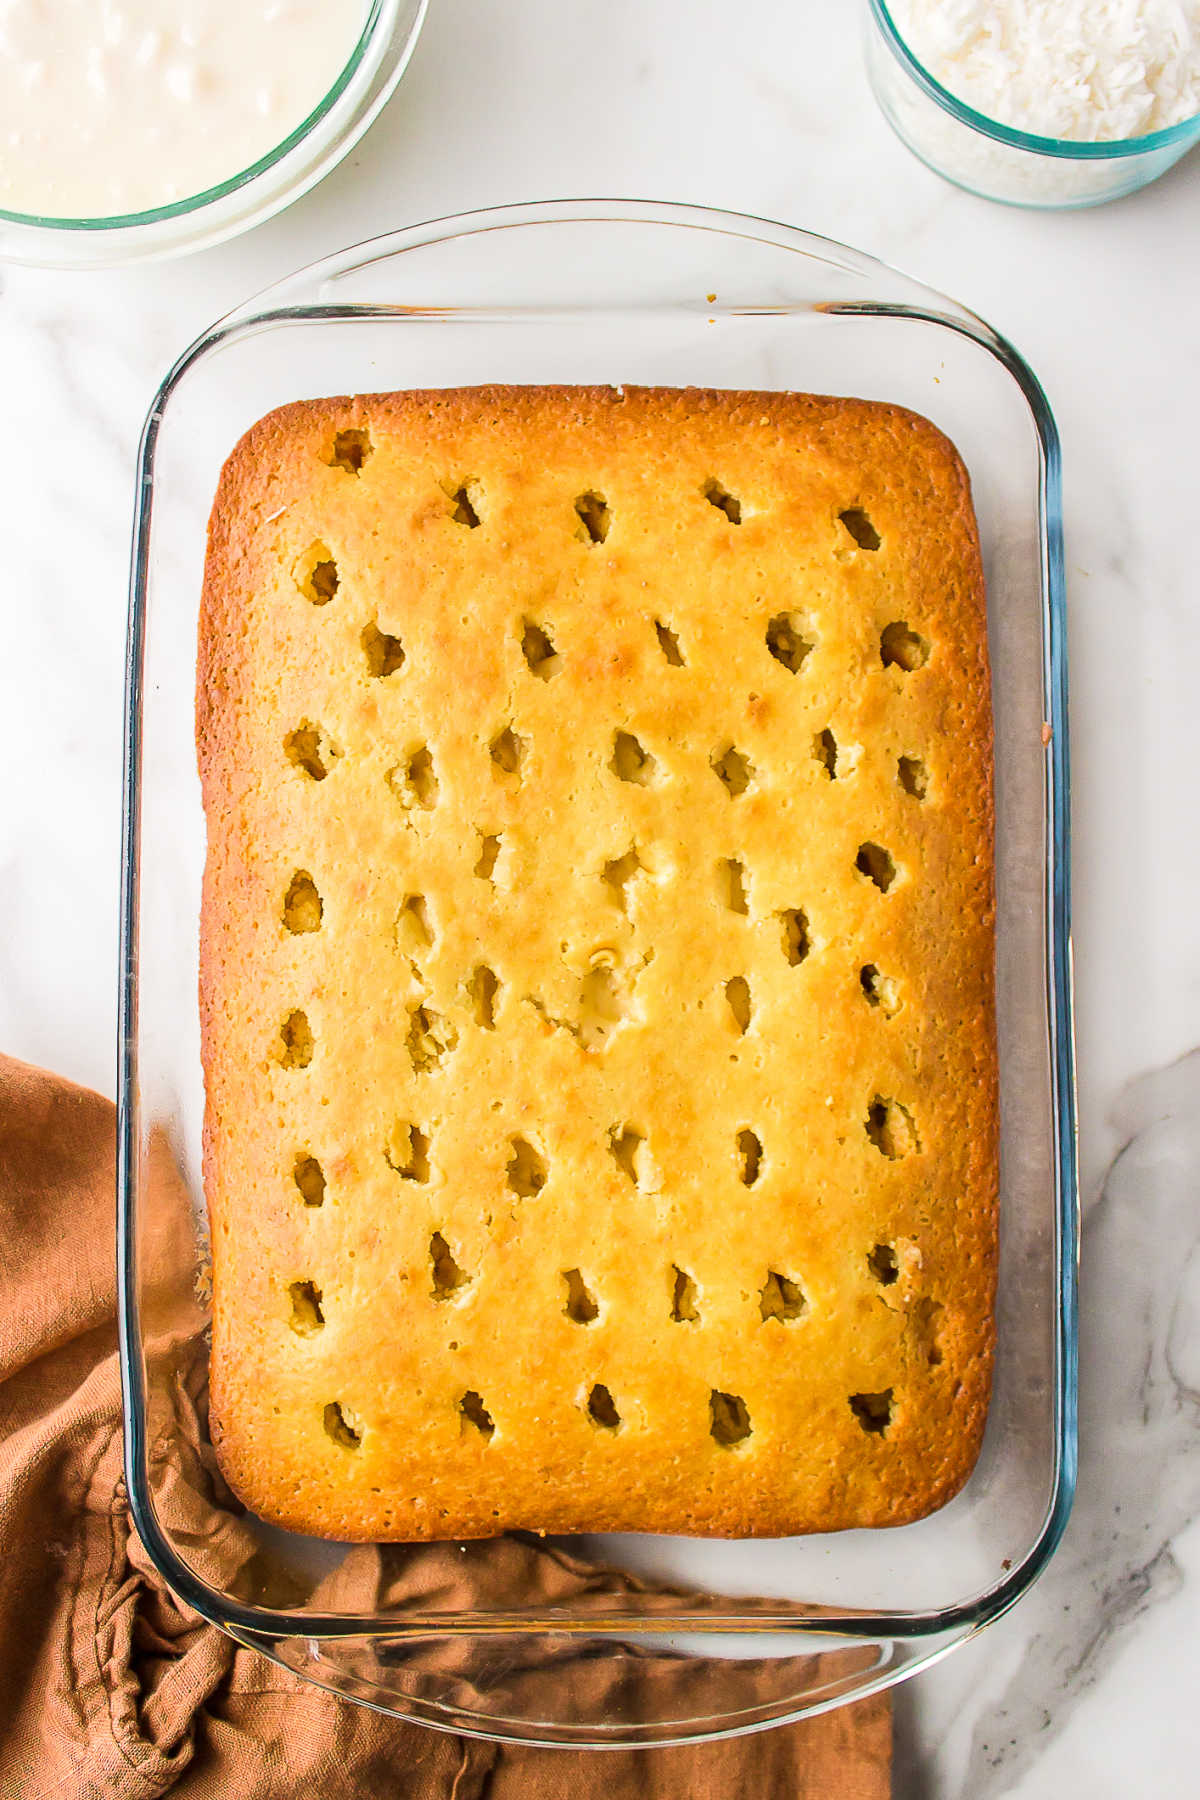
[{"left": 897, "top": 1054, "right": 1200, "bottom": 1795}]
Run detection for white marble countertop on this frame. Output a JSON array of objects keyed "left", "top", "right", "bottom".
[{"left": 2, "top": 1, "right": 1198, "bottom": 1790}]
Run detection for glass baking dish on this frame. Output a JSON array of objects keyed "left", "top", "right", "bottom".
[
  {"left": 118, "top": 200, "right": 1077, "bottom": 1747},
  {"left": 0, "top": 0, "right": 427, "bottom": 268}
]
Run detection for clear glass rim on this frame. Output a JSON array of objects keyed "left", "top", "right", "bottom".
[
  {"left": 118, "top": 198, "right": 1078, "bottom": 1658},
  {"left": 870, "top": 0, "right": 1200, "bottom": 159},
  {"left": 0, "top": 0, "right": 392, "bottom": 232},
  {"left": 225, "top": 1625, "right": 945, "bottom": 1748}
]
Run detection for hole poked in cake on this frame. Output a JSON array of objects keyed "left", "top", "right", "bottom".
[
  {"left": 813, "top": 728, "right": 839, "bottom": 779},
  {"left": 489, "top": 726, "right": 527, "bottom": 778},
  {"left": 475, "top": 832, "right": 502, "bottom": 880},
  {"left": 670, "top": 1265, "right": 700, "bottom": 1323},
  {"left": 855, "top": 843, "right": 897, "bottom": 893},
  {"left": 586, "top": 1383, "right": 621, "bottom": 1430},
  {"left": 718, "top": 857, "right": 749, "bottom": 914},
  {"left": 759, "top": 1270, "right": 806, "bottom": 1323},
  {"left": 898, "top": 754, "right": 929, "bottom": 800},
  {"left": 323, "top": 1401, "right": 362, "bottom": 1449},
  {"left": 406, "top": 1005, "right": 457, "bottom": 1074},
  {"left": 702, "top": 477, "right": 742, "bottom": 524},
  {"left": 725, "top": 975, "right": 751, "bottom": 1034},
  {"left": 563, "top": 1268, "right": 599, "bottom": 1324},
  {"left": 284, "top": 722, "right": 340, "bottom": 781},
  {"left": 430, "top": 1231, "right": 470, "bottom": 1299},
  {"left": 865, "top": 1097, "right": 920, "bottom": 1160},
  {"left": 654, "top": 620, "right": 685, "bottom": 665},
  {"left": 524, "top": 950, "right": 648, "bottom": 1056},
  {"left": 468, "top": 963, "right": 500, "bottom": 1029},
  {"left": 602, "top": 847, "right": 643, "bottom": 909},
  {"left": 880, "top": 621, "right": 930, "bottom": 672},
  {"left": 443, "top": 478, "right": 483, "bottom": 528},
  {"left": 288, "top": 1279, "right": 324, "bottom": 1335},
  {"left": 507, "top": 1135, "right": 547, "bottom": 1198},
  {"left": 611, "top": 731, "right": 656, "bottom": 786},
  {"left": 868, "top": 1242, "right": 900, "bottom": 1286},
  {"left": 781, "top": 907, "right": 811, "bottom": 966},
  {"left": 460, "top": 1390, "right": 495, "bottom": 1439},
  {"left": 395, "top": 893, "right": 434, "bottom": 955},
  {"left": 278, "top": 1010, "right": 314, "bottom": 1069},
  {"left": 293, "top": 1153, "right": 326, "bottom": 1206},
  {"left": 860, "top": 964, "right": 900, "bottom": 1016},
  {"left": 839, "top": 508, "right": 881, "bottom": 551},
  {"left": 608, "top": 1123, "right": 646, "bottom": 1186},
  {"left": 574, "top": 490, "right": 610, "bottom": 544},
  {"left": 296, "top": 543, "right": 339, "bottom": 606},
  {"left": 578, "top": 955, "right": 633, "bottom": 1050},
  {"left": 388, "top": 745, "right": 439, "bottom": 810},
  {"left": 711, "top": 745, "right": 752, "bottom": 797},
  {"left": 736, "top": 1128, "right": 763, "bottom": 1186},
  {"left": 327, "top": 426, "right": 372, "bottom": 474},
  {"left": 849, "top": 1389, "right": 894, "bottom": 1435},
  {"left": 766, "top": 612, "right": 815, "bottom": 675},
  {"left": 520, "top": 619, "right": 559, "bottom": 679},
  {"left": 283, "top": 870, "right": 322, "bottom": 934},
  {"left": 709, "top": 1389, "right": 752, "bottom": 1447},
  {"left": 362, "top": 620, "right": 405, "bottom": 677},
  {"left": 385, "top": 1121, "right": 430, "bottom": 1183}
]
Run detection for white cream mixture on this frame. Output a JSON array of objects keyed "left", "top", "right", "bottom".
[{"left": 0, "top": 1, "right": 368, "bottom": 219}]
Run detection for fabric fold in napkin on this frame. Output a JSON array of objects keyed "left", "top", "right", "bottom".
[{"left": 0, "top": 1052, "right": 891, "bottom": 1797}]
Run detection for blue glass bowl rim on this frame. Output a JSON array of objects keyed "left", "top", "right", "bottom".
[
  {"left": 869, "top": 0, "right": 1200, "bottom": 159},
  {"left": 117, "top": 197, "right": 1079, "bottom": 1658}
]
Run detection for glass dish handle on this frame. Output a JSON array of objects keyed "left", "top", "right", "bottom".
[{"left": 215, "top": 199, "right": 995, "bottom": 330}]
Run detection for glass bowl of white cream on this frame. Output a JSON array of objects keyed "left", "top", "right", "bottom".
[
  {"left": 0, "top": 1, "right": 428, "bottom": 266},
  {"left": 865, "top": 0, "right": 1200, "bottom": 208}
]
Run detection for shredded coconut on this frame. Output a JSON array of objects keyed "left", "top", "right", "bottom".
[{"left": 889, "top": 0, "right": 1200, "bottom": 139}]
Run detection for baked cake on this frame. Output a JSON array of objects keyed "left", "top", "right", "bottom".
[{"left": 197, "top": 385, "right": 997, "bottom": 1541}]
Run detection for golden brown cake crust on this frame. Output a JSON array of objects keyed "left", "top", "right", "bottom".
[{"left": 197, "top": 385, "right": 997, "bottom": 1541}]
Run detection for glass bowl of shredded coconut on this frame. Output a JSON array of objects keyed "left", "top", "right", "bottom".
[{"left": 866, "top": 0, "right": 1200, "bottom": 206}]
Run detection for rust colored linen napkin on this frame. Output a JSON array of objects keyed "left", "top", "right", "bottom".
[{"left": 0, "top": 1052, "right": 891, "bottom": 1797}]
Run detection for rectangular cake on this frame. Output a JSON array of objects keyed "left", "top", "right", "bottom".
[{"left": 197, "top": 384, "right": 998, "bottom": 1541}]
